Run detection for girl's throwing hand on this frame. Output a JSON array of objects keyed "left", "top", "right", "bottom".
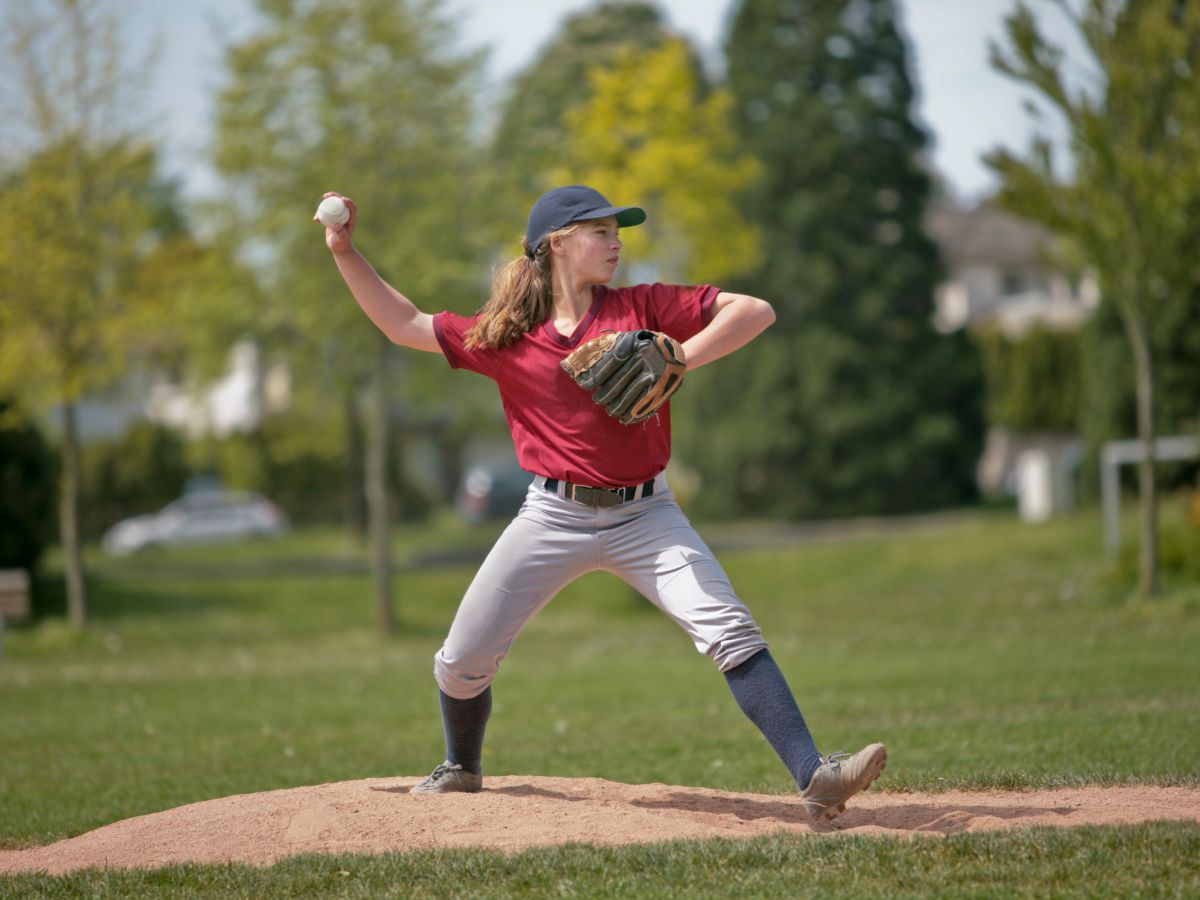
[{"left": 315, "top": 192, "right": 357, "bottom": 254}]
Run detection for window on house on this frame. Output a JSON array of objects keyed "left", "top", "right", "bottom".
[{"left": 1001, "top": 270, "right": 1028, "bottom": 295}]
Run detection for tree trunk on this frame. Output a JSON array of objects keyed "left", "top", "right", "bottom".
[
  {"left": 366, "top": 339, "right": 395, "bottom": 632},
  {"left": 59, "top": 401, "right": 88, "bottom": 628},
  {"left": 343, "top": 381, "right": 367, "bottom": 542},
  {"left": 1127, "top": 308, "right": 1158, "bottom": 598}
]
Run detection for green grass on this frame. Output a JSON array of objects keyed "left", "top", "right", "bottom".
[
  {"left": 2, "top": 504, "right": 1198, "bottom": 895},
  {"left": 1, "top": 825, "right": 1197, "bottom": 898}
]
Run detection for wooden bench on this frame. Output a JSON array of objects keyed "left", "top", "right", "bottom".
[{"left": 0, "top": 569, "right": 31, "bottom": 623}]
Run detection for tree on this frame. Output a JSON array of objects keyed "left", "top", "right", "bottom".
[
  {"left": 987, "top": 0, "right": 1200, "bottom": 596},
  {"left": 213, "top": 0, "right": 488, "bottom": 631},
  {"left": 717, "top": 0, "right": 983, "bottom": 518},
  {"left": 556, "top": 37, "right": 762, "bottom": 283},
  {"left": 490, "top": 1, "right": 674, "bottom": 216},
  {"left": 0, "top": 0, "right": 179, "bottom": 627}
]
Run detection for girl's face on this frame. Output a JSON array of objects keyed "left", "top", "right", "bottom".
[{"left": 552, "top": 216, "right": 623, "bottom": 284}]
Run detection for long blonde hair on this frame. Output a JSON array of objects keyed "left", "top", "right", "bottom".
[{"left": 464, "top": 223, "right": 583, "bottom": 350}]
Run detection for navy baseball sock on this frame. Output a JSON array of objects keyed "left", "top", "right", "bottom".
[
  {"left": 439, "top": 687, "right": 492, "bottom": 775},
  {"left": 724, "top": 649, "right": 823, "bottom": 790}
]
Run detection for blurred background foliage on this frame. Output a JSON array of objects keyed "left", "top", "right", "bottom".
[
  {"left": 0, "top": 401, "right": 56, "bottom": 571},
  {"left": 674, "top": 0, "right": 985, "bottom": 518},
  {"left": 976, "top": 326, "right": 1082, "bottom": 434},
  {"left": 0, "top": 0, "right": 1197, "bottom": 619},
  {"left": 556, "top": 36, "right": 762, "bottom": 284}
]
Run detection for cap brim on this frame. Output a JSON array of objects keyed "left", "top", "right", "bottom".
[{"left": 583, "top": 205, "right": 646, "bottom": 228}]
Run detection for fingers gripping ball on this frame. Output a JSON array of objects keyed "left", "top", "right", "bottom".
[
  {"left": 560, "top": 330, "right": 687, "bottom": 425},
  {"left": 316, "top": 195, "right": 350, "bottom": 227}
]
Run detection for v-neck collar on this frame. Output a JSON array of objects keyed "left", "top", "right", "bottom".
[{"left": 542, "top": 284, "right": 606, "bottom": 348}]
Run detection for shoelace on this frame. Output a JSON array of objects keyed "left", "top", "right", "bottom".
[
  {"left": 427, "top": 762, "right": 462, "bottom": 782},
  {"left": 822, "top": 752, "right": 851, "bottom": 770}
]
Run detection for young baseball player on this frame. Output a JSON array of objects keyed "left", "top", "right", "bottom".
[{"left": 318, "top": 184, "right": 886, "bottom": 820}]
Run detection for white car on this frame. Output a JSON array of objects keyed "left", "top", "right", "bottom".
[{"left": 101, "top": 491, "right": 289, "bottom": 555}]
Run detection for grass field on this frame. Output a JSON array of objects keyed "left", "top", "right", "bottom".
[{"left": 2, "top": 503, "right": 1198, "bottom": 896}]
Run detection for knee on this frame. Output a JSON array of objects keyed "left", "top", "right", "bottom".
[
  {"left": 709, "top": 626, "right": 768, "bottom": 673},
  {"left": 434, "top": 649, "right": 497, "bottom": 700}
]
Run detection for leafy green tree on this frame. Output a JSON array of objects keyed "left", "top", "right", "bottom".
[
  {"left": 714, "top": 0, "right": 983, "bottom": 518},
  {"left": 0, "top": 0, "right": 182, "bottom": 626},
  {"left": 557, "top": 37, "right": 761, "bottom": 283},
  {"left": 987, "top": 0, "right": 1200, "bottom": 596},
  {"left": 213, "top": 0, "right": 488, "bottom": 631},
  {"left": 125, "top": 229, "right": 267, "bottom": 383},
  {"left": 490, "top": 1, "right": 674, "bottom": 221}
]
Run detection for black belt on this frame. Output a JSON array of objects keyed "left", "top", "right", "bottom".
[{"left": 542, "top": 478, "right": 655, "bottom": 508}]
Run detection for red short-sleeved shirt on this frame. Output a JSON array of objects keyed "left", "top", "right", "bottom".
[{"left": 434, "top": 282, "right": 718, "bottom": 487}]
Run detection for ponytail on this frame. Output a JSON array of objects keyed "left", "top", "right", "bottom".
[{"left": 464, "top": 223, "right": 582, "bottom": 350}]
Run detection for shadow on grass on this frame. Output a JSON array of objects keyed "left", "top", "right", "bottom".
[
  {"left": 89, "top": 545, "right": 496, "bottom": 583},
  {"left": 24, "top": 569, "right": 449, "bottom": 641},
  {"left": 26, "top": 571, "right": 224, "bottom": 623}
]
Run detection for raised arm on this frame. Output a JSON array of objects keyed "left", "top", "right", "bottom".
[
  {"left": 318, "top": 193, "right": 440, "bottom": 353},
  {"left": 679, "top": 292, "right": 776, "bottom": 370}
]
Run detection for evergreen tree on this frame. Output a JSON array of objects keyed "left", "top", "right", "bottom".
[
  {"left": 0, "top": 402, "right": 56, "bottom": 574},
  {"left": 707, "top": 0, "right": 983, "bottom": 518}
]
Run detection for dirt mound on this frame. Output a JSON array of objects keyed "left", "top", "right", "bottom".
[{"left": 3, "top": 778, "right": 1198, "bottom": 875}]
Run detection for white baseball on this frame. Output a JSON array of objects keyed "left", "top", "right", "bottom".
[{"left": 316, "top": 195, "right": 350, "bottom": 227}]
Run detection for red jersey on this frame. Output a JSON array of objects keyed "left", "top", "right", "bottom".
[{"left": 434, "top": 282, "right": 718, "bottom": 487}]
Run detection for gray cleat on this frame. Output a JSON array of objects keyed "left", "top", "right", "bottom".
[
  {"left": 800, "top": 742, "right": 887, "bottom": 821},
  {"left": 410, "top": 760, "right": 483, "bottom": 794}
]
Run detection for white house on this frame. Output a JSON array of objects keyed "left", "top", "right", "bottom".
[
  {"left": 144, "top": 341, "right": 291, "bottom": 439},
  {"left": 926, "top": 201, "right": 1100, "bottom": 337},
  {"left": 926, "top": 200, "right": 1097, "bottom": 520},
  {"left": 68, "top": 341, "right": 291, "bottom": 444}
]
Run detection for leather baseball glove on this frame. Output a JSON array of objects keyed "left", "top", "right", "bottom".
[{"left": 560, "top": 330, "right": 687, "bottom": 425}]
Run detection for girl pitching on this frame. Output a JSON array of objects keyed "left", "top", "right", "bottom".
[{"left": 319, "top": 184, "right": 885, "bottom": 820}]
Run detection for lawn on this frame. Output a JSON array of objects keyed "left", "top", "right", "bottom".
[{"left": 2, "top": 504, "right": 1198, "bottom": 896}]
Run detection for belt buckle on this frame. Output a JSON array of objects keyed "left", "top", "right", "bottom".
[{"left": 572, "top": 485, "right": 622, "bottom": 508}]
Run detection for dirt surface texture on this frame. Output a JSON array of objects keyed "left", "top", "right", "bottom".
[{"left": 3, "top": 777, "right": 1198, "bottom": 875}]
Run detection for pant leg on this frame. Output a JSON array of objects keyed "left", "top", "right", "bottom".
[
  {"left": 596, "top": 489, "right": 768, "bottom": 672},
  {"left": 434, "top": 486, "right": 599, "bottom": 699}
]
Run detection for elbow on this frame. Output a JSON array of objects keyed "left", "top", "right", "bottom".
[{"left": 753, "top": 297, "right": 776, "bottom": 330}]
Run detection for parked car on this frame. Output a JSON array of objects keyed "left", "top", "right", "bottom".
[
  {"left": 101, "top": 490, "right": 289, "bottom": 555},
  {"left": 455, "top": 462, "right": 532, "bottom": 523}
]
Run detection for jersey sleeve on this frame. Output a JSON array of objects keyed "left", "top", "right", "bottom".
[
  {"left": 432, "top": 311, "right": 502, "bottom": 379},
  {"left": 638, "top": 283, "right": 720, "bottom": 343}
]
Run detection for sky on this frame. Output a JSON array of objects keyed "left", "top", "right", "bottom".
[{"left": 125, "top": 0, "right": 1078, "bottom": 203}]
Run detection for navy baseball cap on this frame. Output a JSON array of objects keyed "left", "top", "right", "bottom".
[{"left": 526, "top": 185, "right": 646, "bottom": 252}]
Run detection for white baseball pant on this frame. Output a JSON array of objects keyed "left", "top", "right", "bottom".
[{"left": 434, "top": 475, "right": 768, "bottom": 699}]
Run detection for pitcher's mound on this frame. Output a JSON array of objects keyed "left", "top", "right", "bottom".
[{"left": 3, "top": 777, "right": 1198, "bottom": 875}]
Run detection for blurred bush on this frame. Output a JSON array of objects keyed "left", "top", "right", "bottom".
[
  {"left": 1114, "top": 489, "right": 1200, "bottom": 585},
  {"left": 976, "top": 326, "right": 1082, "bottom": 433},
  {"left": 0, "top": 402, "right": 56, "bottom": 570},
  {"left": 190, "top": 414, "right": 431, "bottom": 528},
  {"left": 80, "top": 422, "right": 189, "bottom": 538}
]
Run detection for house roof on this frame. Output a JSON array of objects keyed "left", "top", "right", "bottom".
[{"left": 926, "top": 201, "right": 1055, "bottom": 268}]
